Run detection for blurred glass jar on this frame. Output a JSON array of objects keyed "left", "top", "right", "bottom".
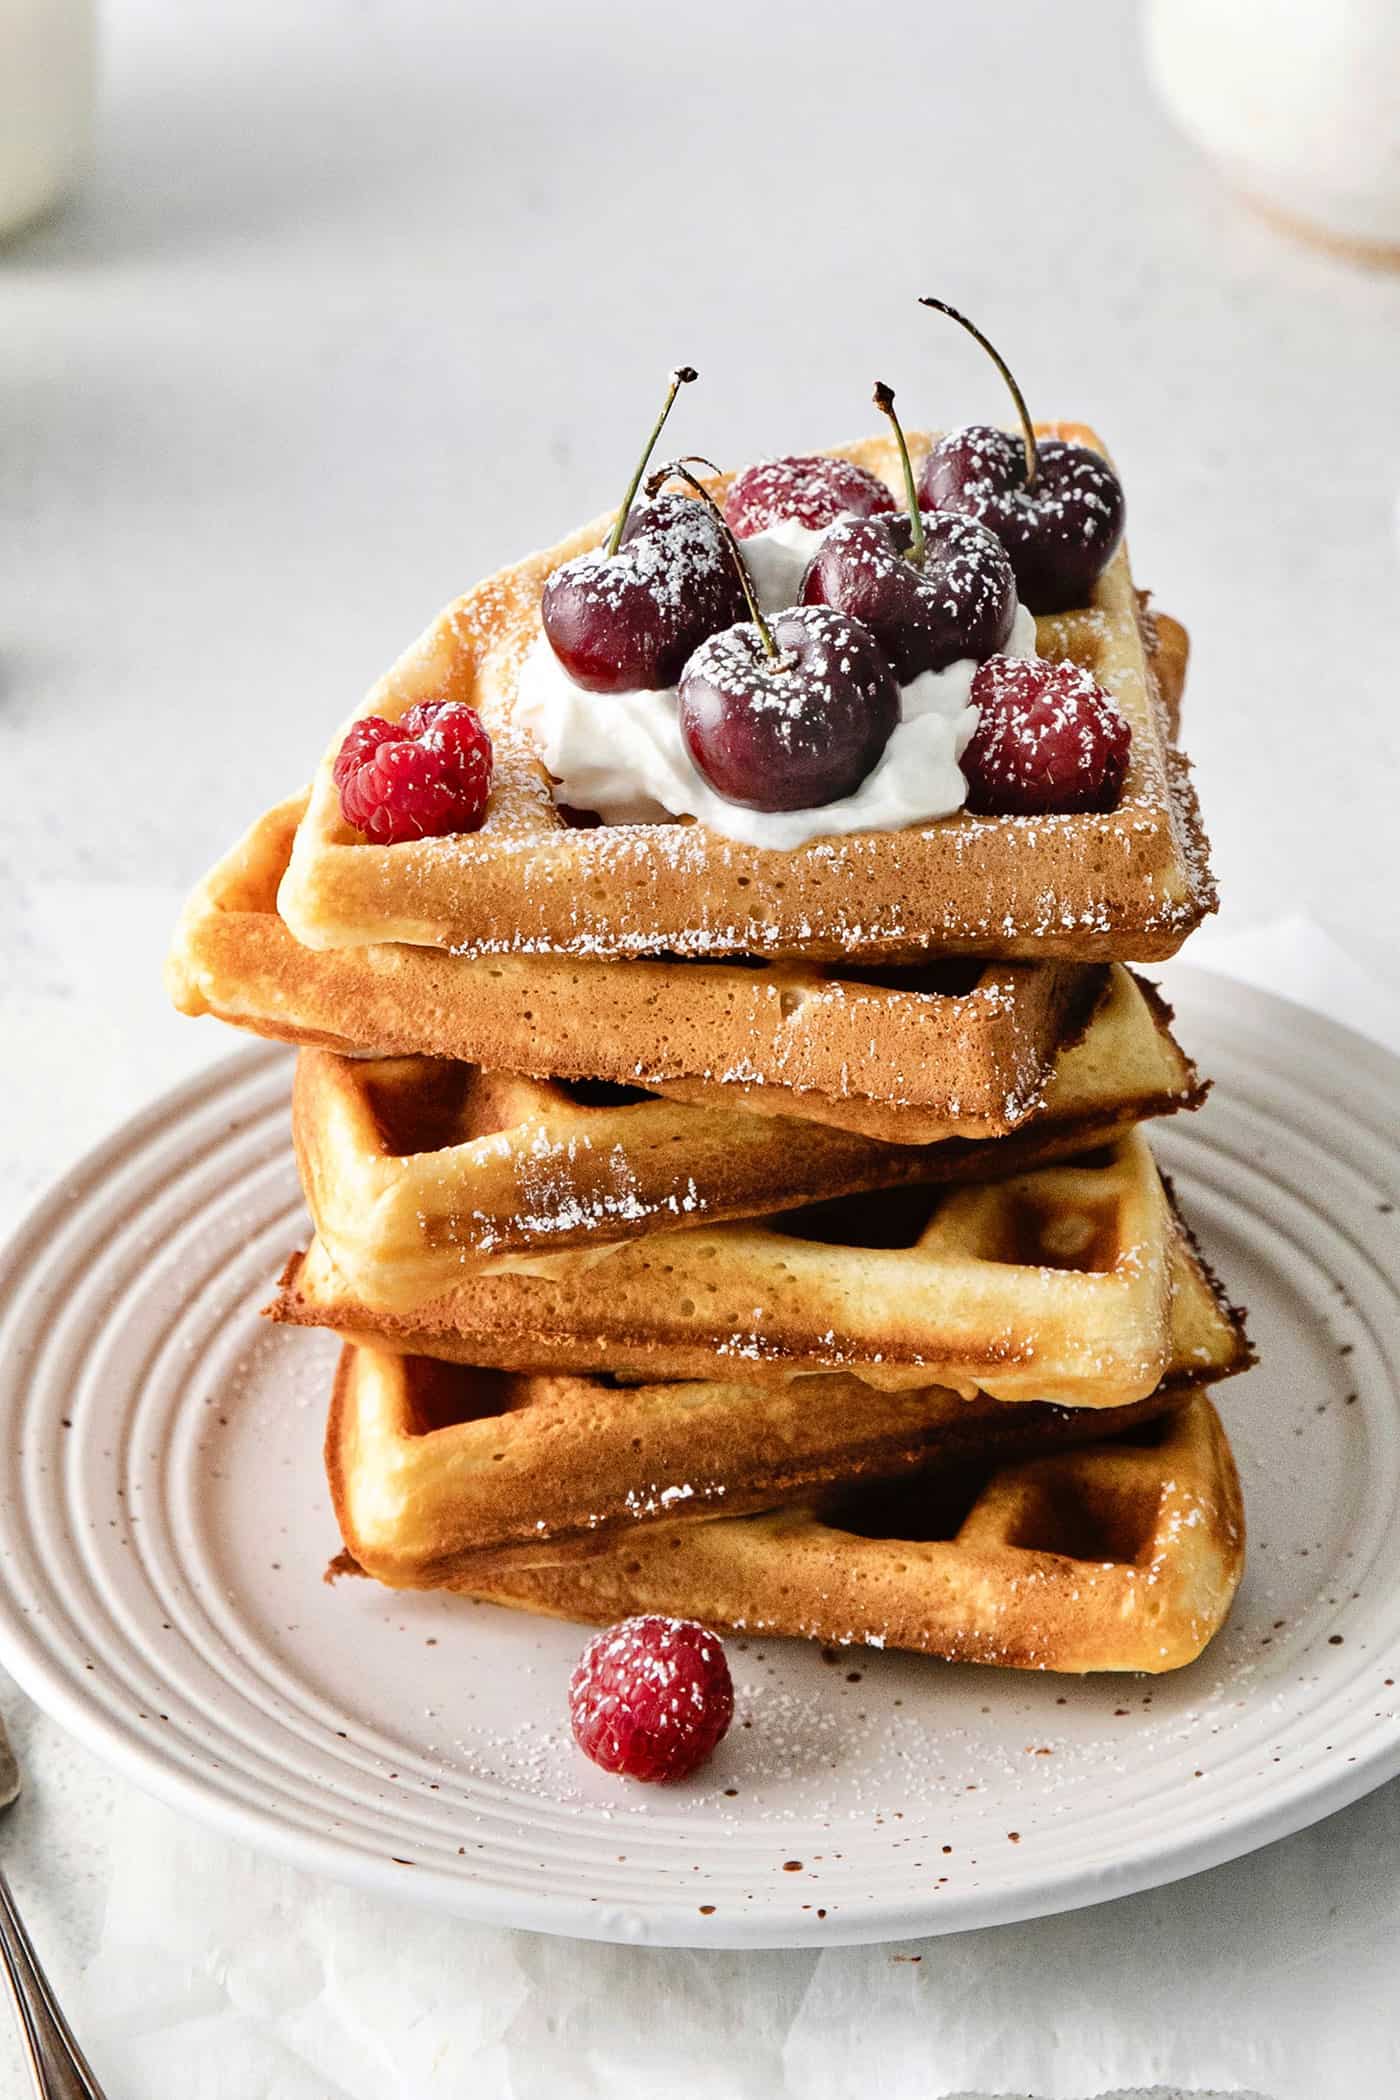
[
  {"left": 1146, "top": 0, "right": 1400, "bottom": 261},
  {"left": 0, "top": 0, "right": 96, "bottom": 240}
]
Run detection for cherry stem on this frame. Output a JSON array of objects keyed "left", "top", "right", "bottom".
[
  {"left": 605, "top": 366, "right": 699, "bottom": 558},
  {"left": 872, "top": 382, "right": 925, "bottom": 569},
  {"left": 644, "top": 458, "right": 782, "bottom": 663},
  {"left": 918, "top": 297, "right": 1038, "bottom": 490}
]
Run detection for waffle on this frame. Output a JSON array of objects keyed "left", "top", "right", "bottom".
[
  {"left": 274, "top": 1132, "right": 1232, "bottom": 1406},
  {"left": 1144, "top": 605, "right": 1187, "bottom": 742},
  {"left": 276, "top": 426, "right": 1215, "bottom": 965},
  {"left": 454, "top": 1395, "right": 1244, "bottom": 1674},
  {"left": 169, "top": 797, "right": 1097, "bottom": 1122},
  {"left": 324, "top": 1228, "right": 1247, "bottom": 1587},
  {"left": 634, "top": 962, "right": 1202, "bottom": 1143},
  {"left": 293, "top": 967, "right": 1203, "bottom": 1301}
]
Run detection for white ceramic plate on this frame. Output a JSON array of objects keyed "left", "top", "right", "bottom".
[{"left": 0, "top": 969, "right": 1397, "bottom": 1948}]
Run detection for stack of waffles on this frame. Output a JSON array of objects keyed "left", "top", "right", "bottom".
[{"left": 168, "top": 426, "right": 1251, "bottom": 1676}]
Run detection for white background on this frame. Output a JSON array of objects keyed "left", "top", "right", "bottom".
[{"left": 3, "top": 1, "right": 1400, "bottom": 2094}]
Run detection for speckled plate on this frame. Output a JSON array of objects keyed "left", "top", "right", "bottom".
[{"left": 0, "top": 970, "right": 1397, "bottom": 1948}]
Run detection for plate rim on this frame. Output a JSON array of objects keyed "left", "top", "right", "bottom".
[{"left": 0, "top": 970, "right": 1398, "bottom": 1947}]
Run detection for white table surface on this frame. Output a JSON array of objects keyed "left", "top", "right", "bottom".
[{"left": 3, "top": 1, "right": 1399, "bottom": 2093}]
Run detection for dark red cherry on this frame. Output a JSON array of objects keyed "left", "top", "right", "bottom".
[
  {"left": 679, "top": 605, "right": 899, "bottom": 812},
  {"left": 541, "top": 493, "right": 751, "bottom": 692},
  {"left": 724, "top": 455, "right": 896, "bottom": 538},
  {"left": 920, "top": 425, "right": 1124, "bottom": 615},
  {"left": 540, "top": 367, "right": 745, "bottom": 692},
  {"left": 801, "top": 509, "right": 1016, "bottom": 683},
  {"left": 542, "top": 494, "right": 746, "bottom": 692},
  {"left": 799, "top": 382, "right": 1015, "bottom": 682},
  {"left": 915, "top": 299, "right": 1124, "bottom": 614}
]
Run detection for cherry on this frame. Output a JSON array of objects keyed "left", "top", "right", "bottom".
[
  {"left": 800, "top": 382, "right": 1016, "bottom": 683},
  {"left": 654, "top": 462, "right": 899, "bottom": 812},
  {"left": 915, "top": 298, "right": 1125, "bottom": 614},
  {"left": 540, "top": 368, "right": 745, "bottom": 692},
  {"left": 682, "top": 603, "right": 899, "bottom": 811},
  {"left": 723, "top": 454, "right": 896, "bottom": 537}
]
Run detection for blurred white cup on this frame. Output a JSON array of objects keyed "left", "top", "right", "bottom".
[
  {"left": 0, "top": 0, "right": 96, "bottom": 240},
  {"left": 1146, "top": 0, "right": 1400, "bottom": 260}
]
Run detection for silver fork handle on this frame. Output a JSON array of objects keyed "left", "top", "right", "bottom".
[{"left": 0, "top": 1865, "right": 107, "bottom": 2099}]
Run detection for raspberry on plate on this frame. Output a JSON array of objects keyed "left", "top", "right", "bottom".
[
  {"left": 961, "top": 654, "right": 1131, "bottom": 815},
  {"left": 568, "top": 1615, "right": 734, "bottom": 1783},
  {"left": 723, "top": 454, "right": 896, "bottom": 538},
  {"left": 334, "top": 701, "right": 493, "bottom": 845}
]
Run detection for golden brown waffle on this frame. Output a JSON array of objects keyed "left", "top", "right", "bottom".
[
  {"left": 292, "top": 967, "right": 1203, "bottom": 1299},
  {"left": 456, "top": 1395, "right": 1245, "bottom": 1674},
  {"left": 324, "top": 1232, "right": 1248, "bottom": 1587},
  {"left": 168, "top": 796, "right": 1090, "bottom": 1121},
  {"left": 1142, "top": 604, "right": 1188, "bottom": 742},
  {"left": 274, "top": 1134, "right": 1229, "bottom": 1407},
  {"left": 635, "top": 963, "right": 1202, "bottom": 1143},
  {"left": 276, "top": 426, "right": 1215, "bottom": 965}
]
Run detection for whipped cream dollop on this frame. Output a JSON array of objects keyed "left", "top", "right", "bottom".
[
  {"left": 736, "top": 517, "right": 833, "bottom": 617},
  {"left": 515, "top": 522, "right": 1038, "bottom": 850}
]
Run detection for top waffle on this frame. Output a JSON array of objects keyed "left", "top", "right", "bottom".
[{"left": 277, "top": 426, "right": 1215, "bottom": 966}]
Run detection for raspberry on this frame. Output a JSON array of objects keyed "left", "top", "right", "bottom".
[
  {"left": 961, "top": 655, "right": 1131, "bottom": 815},
  {"left": 568, "top": 1615, "right": 734, "bottom": 1783},
  {"left": 334, "top": 701, "right": 493, "bottom": 844},
  {"left": 333, "top": 714, "right": 398, "bottom": 790},
  {"left": 724, "top": 455, "right": 896, "bottom": 538}
]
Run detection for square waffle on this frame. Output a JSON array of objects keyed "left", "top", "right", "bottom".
[
  {"left": 347, "top": 1384, "right": 1245, "bottom": 1675},
  {"left": 649, "top": 963, "right": 1198, "bottom": 1142},
  {"left": 467, "top": 1396, "right": 1244, "bottom": 1674},
  {"left": 168, "top": 795, "right": 1090, "bottom": 1122},
  {"left": 291, "top": 966, "right": 1204, "bottom": 1298},
  {"left": 324, "top": 1243, "right": 1248, "bottom": 1586},
  {"left": 273, "top": 1133, "right": 1222, "bottom": 1407},
  {"left": 275, "top": 427, "right": 1215, "bottom": 966}
]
